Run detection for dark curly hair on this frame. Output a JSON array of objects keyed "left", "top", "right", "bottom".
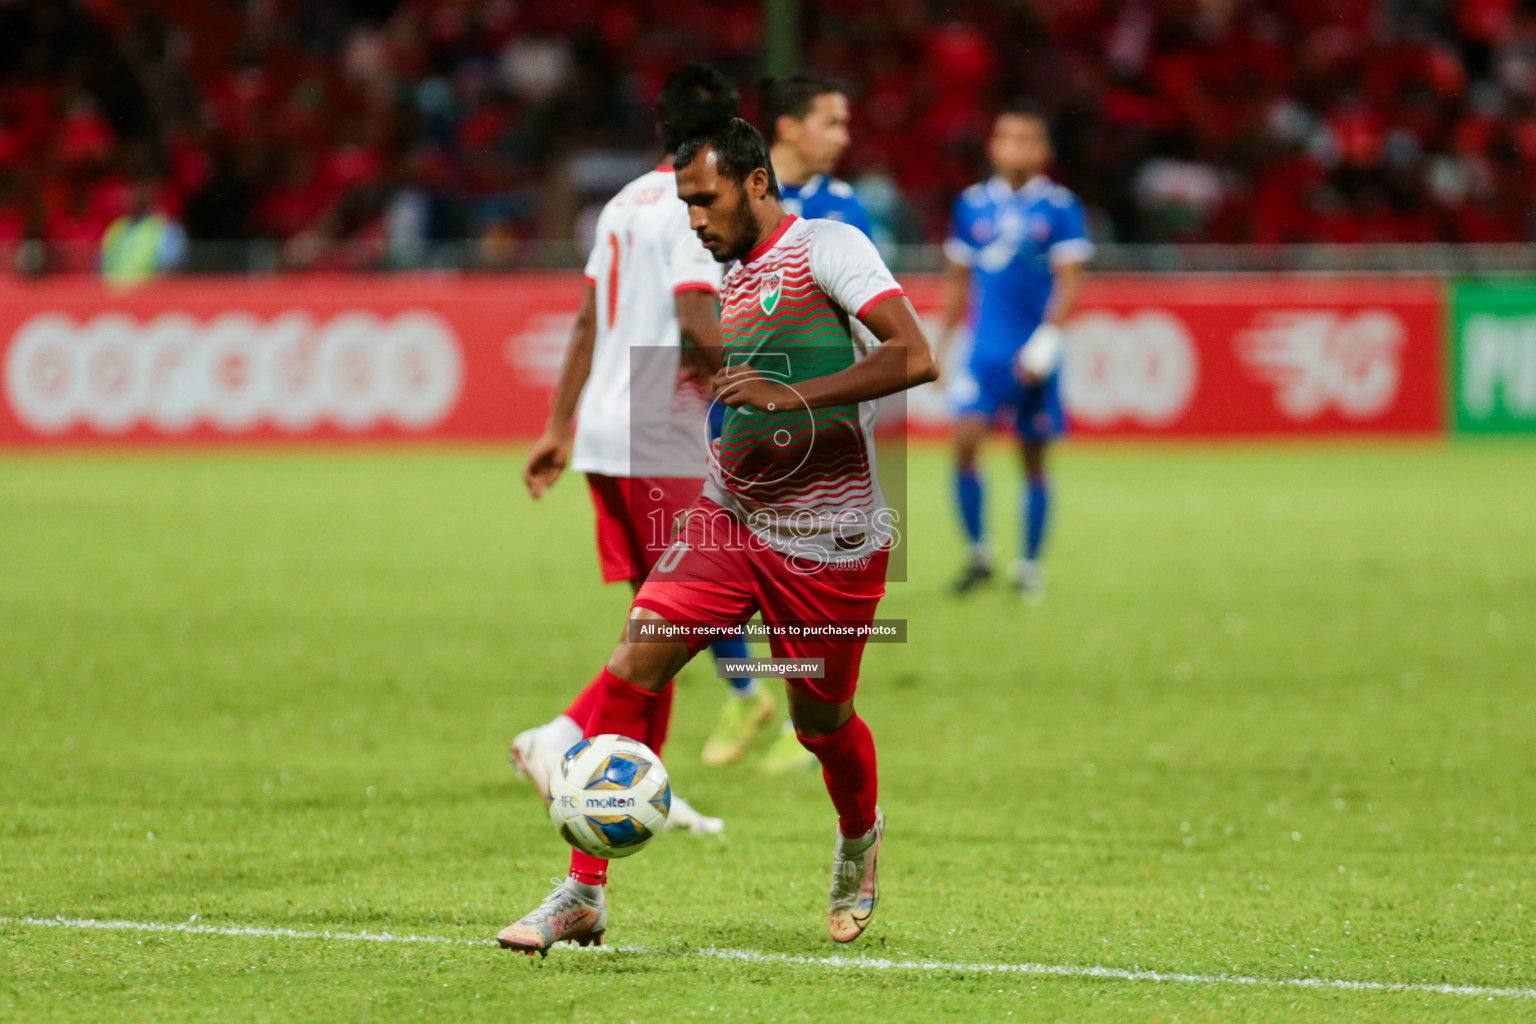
[
  {"left": 658, "top": 64, "right": 741, "bottom": 154},
  {"left": 674, "top": 117, "right": 780, "bottom": 199}
]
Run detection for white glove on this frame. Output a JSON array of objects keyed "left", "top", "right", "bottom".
[{"left": 1015, "top": 323, "right": 1065, "bottom": 381}]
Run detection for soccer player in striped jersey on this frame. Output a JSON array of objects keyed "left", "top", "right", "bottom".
[
  {"left": 699, "top": 71, "right": 878, "bottom": 774},
  {"left": 497, "top": 117, "right": 937, "bottom": 954},
  {"left": 510, "top": 65, "right": 746, "bottom": 835},
  {"left": 941, "top": 102, "right": 1092, "bottom": 599}
]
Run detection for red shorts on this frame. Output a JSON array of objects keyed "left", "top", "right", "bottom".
[
  {"left": 631, "top": 498, "right": 889, "bottom": 704},
  {"left": 586, "top": 474, "right": 704, "bottom": 584}
]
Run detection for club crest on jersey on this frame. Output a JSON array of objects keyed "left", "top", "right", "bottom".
[{"left": 759, "top": 269, "right": 783, "bottom": 315}]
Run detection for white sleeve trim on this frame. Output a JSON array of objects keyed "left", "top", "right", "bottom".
[
  {"left": 665, "top": 204, "right": 723, "bottom": 292},
  {"left": 809, "top": 221, "right": 903, "bottom": 319},
  {"left": 1048, "top": 238, "right": 1095, "bottom": 267},
  {"left": 943, "top": 237, "right": 976, "bottom": 267}
]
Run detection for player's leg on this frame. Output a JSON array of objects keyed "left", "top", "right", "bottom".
[
  {"left": 701, "top": 631, "right": 775, "bottom": 767},
  {"left": 1013, "top": 376, "right": 1062, "bottom": 600},
  {"left": 509, "top": 587, "right": 680, "bottom": 800},
  {"left": 561, "top": 604, "right": 716, "bottom": 887},
  {"left": 499, "top": 504, "right": 758, "bottom": 954},
  {"left": 511, "top": 476, "right": 718, "bottom": 829},
  {"left": 948, "top": 360, "right": 997, "bottom": 592},
  {"left": 952, "top": 413, "right": 992, "bottom": 592},
  {"left": 511, "top": 591, "right": 690, "bottom": 805},
  {"left": 759, "top": 549, "right": 888, "bottom": 942},
  {"left": 784, "top": 666, "right": 884, "bottom": 944},
  {"left": 612, "top": 608, "right": 724, "bottom": 834},
  {"left": 787, "top": 686, "right": 880, "bottom": 835},
  {"left": 758, "top": 715, "right": 817, "bottom": 774},
  {"left": 1017, "top": 438, "right": 1049, "bottom": 598},
  {"left": 508, "top": 474, "right": 637, "bottom": 795},
  {"left": 496, "top": 609, "right": 693, "bottom": 955}
]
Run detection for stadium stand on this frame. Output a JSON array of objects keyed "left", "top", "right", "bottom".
[{"left": 2, "top": 0, "right": 1534, "bottom": 274}]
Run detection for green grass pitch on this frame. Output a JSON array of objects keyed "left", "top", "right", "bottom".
[{"left": 2, "top": 440, "right": 1533, "bottom": 1022}]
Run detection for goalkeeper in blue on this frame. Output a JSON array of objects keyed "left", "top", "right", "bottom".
[{"left": 939, "top": 102, "right": 1092, "bottom": 600}]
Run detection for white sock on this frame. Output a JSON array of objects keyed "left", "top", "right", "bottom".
[
  {"left": 547, "top": 715, "right": 582, "bottom": 751},
  {"left": 839, "top": 823, "right": 879, "bottom": 854},
  {"left": 729, "top": 679, "right": 761, "bottom": 700},
  {"left": 565, "top": 877, "right": 604, "bottom": 903}
]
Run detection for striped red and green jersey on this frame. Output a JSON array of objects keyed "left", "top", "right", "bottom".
[{"left": 703, "top": 215, "right": 905, "bottom": 563}]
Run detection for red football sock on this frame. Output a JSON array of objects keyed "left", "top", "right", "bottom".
[
  {"left": 584, "top": 667, "right": 661, "bottom": 740},
  {"left": 567, "top": 672, "right": 674, "bottom": 750},
  {"left": 561, "top": 678, "right": 606, "bottom": 731},
  {"left": 646, "top": 679, "right": 675, "bottom": 757},
  {"left": 798, "top": 713, "right": 879, "bottom": 838},
  {"left": 563, "top": 669, "right": 668, "bottom": 887},
  {"left": 569, "top": 850, "right": 608, "bottom": 886}
]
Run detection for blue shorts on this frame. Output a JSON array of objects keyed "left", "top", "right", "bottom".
[
  {"left": 949, "top": 358, "right": 1064, "bottom": 441},
  {"left": 708, "top": 399, "right": 726, "bottom": 440}
]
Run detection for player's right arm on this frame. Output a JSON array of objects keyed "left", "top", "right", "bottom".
[
  {"left": 669, "top": 203, "right": 725, "bottom": 375},
  {"left": 1016, "top": 188, "right": 1094, "bottom": 384},
  {"left": 523, "top": 284, "right": 597, "bottom": 500},
  {"left": 674, "top": 290, "right": 722, "bottom": 374}
]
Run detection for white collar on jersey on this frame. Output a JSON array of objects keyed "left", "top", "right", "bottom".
[{"left": 987, "top": 175, "right": 1052, "bottom": 201}]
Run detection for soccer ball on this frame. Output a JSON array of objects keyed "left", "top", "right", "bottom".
[{"left": 548, "top": 734, "right": 671, "bottom": 858}]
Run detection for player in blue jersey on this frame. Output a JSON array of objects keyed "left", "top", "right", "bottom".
[
  {"left": 696, "top": 71, "right": 877, "bottom": 775},
  {"left": 763, "top": 72, "right": 873, "bottom": 237},
  {"left": 941, "top": 102, "right": 1093, "bottom": 599}
]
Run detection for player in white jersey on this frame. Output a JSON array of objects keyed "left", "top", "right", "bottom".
[{"left": 510, "top": 65, "right": 747, "bottom": 836}]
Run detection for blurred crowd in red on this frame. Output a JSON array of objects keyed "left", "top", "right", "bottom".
[{"left": 2, "top": 0, "right": 1534, "bottom": 271}]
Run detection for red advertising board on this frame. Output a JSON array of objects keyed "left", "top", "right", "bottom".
[
  {"left": 904, "top": 274, "right": 1445, "bottom": 437},
  {"left": 0, "top": 274, "right": 580, "bottom": 444},
  {"left": 0, "top": 273, "right": 1443, "bottom": 444}
]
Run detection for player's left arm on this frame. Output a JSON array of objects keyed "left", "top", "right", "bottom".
[
  {"left": 1017, "top": 191, "right": 1094, "bottom": 383},
  {"left": 715, "top": 294, "right": 936, "bottom": 411},
  {"left": 1043, "top": 259, "right": 1086, "bottom": 327},
  {"left": 824, "top": 293, "right": 941, "bottom": 403},
  {"left": 714, "top": 223, "right": 937, "bottom": 411}
]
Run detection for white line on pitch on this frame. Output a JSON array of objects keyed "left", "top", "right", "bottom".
[
  {"left": 692, "top": 947, "right": 1536, "bottom": 999},
  {"left": 4, "top": 915, "right": 1533, "bottom": 1001},
  {"left": 4, "top": 915, "right": 472, "bottom": 947}
]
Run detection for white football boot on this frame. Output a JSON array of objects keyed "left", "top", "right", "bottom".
[
  {"left": 511, "top": 720, "right": 725, "bottom": 833},
  {"left": 507, "top": 718, "right": 579, "bottom": 804},
  {"left": 665, "top": 794, "right": 724, "bottom": 834},
  {"left": 496, "top": 877, "right": 606, "bottom": 957},
  {"left": 827, "top": 809, "right": 884, "bottom": 943},
  {"left": 1011, "top": 558, "right": 1044, "bottom": 603}
]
